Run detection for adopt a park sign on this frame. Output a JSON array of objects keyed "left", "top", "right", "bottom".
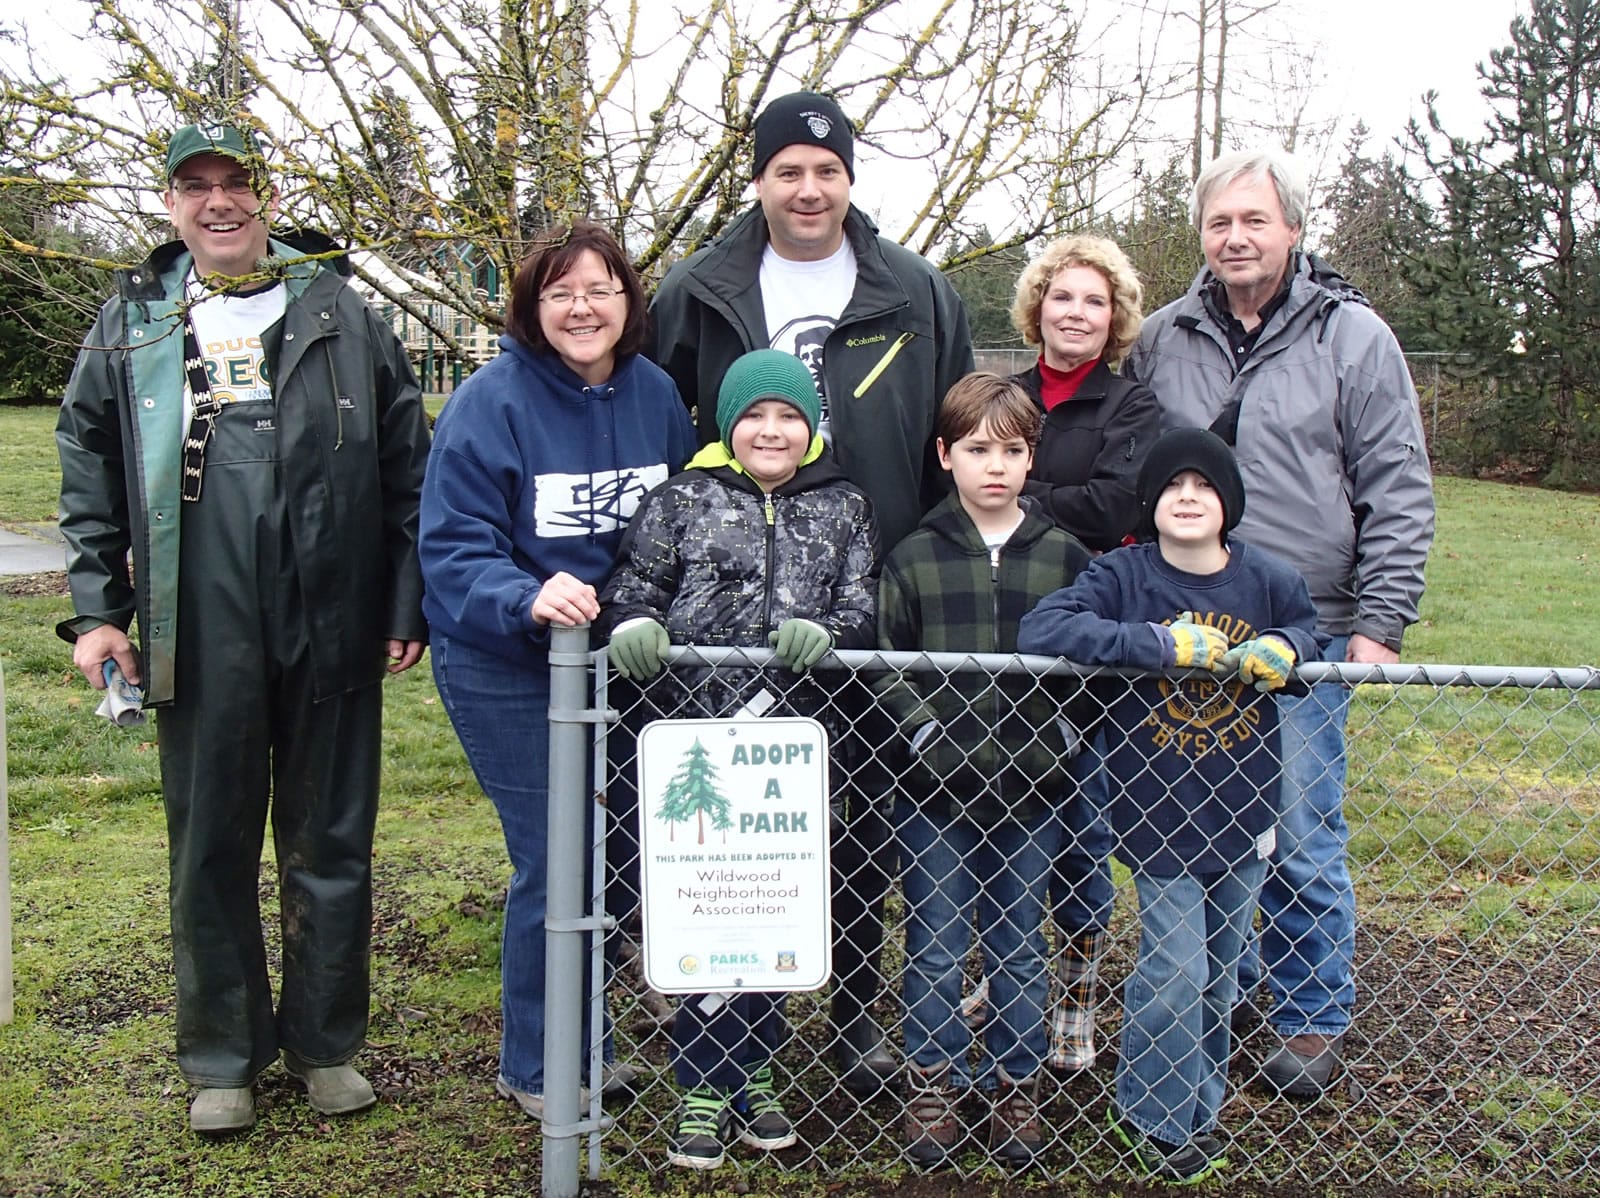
[{"left": 636, "top": 716, "right": 832, "bottom": 994}]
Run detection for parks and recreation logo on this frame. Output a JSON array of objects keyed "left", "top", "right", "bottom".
[{"left": 678, "top": 955, "right": 700, "bottom": 976}]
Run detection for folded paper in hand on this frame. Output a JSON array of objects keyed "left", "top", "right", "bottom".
[{"left": 96, "top": 661, "right": 148, "bottom": 727}]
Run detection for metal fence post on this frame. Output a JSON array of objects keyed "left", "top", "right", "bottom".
[
  {"left": 1, "top": 660, "right": 12, "bottom": 1025},
  {"left": 543, "top": 623, "right": 602, "bottom": 1198},
  {"left": 1431, "top": 358, "right": 1440, "bottom": 447}
]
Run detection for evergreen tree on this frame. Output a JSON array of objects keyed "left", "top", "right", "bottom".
[
  {"left": 1317, "top": 125, "right": 1439, "bottom": 352},
  {"left": 1408, "top": 0, "right": 1600, "bottom": 484},
  {"left": 0, "top": 177, "right": 114, "bottom": 401},
  {"left": 654, "top": 739, "right": 731, "bottom": 847},
  {"left": 947, "top": 229, "right": 1030, "bottom": 348},
  {"left": 1103, "top": 158, "right": 1206, "bottom": 313}
]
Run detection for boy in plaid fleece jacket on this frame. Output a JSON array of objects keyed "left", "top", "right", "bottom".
[{"left": 874, "top": 373, "right": 1090, "bottom": 1170}]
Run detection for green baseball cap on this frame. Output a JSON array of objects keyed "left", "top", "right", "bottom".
[{"left": 165, "top": 123, "right": 266, "bottom": 179}]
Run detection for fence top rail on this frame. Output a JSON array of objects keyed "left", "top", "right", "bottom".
[{"left": 584, "top": 641, "right": 1600, "bottom": 692}]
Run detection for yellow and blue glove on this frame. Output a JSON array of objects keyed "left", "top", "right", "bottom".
[
  {"left": 609, "top": 619, "right": 670, "bottom": 680},
  {"left": 1164, "top": 615, "right": 1230, "bottom": 671},
  {"left": 768, "top": 618, "right": 833, "bottom": 672},
  {"left": 1217, "top": 635, "right": 1297, "bottom": 692}
]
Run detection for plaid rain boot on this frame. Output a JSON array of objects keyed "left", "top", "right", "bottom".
[{"left": 1048, "top": 931, "right": 1105, "bottom": 1072}]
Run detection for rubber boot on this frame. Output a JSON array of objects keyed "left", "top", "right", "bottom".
[{"left": 1048, "top": 931, "right": 1104, "bottom": 1072}]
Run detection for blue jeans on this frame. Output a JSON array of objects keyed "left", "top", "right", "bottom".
[
  {"left": 896, "top": 799, "right": 1055, "bottom": 1088},
  {"left": 1238, "top": 635, "right": 1357, "bottom": 1037},
  {"left": 672, "top": 991, "right": 787, "bottom": 1092},
  {"left": 432, "top": 633, "right": 608, "bottom": 1093},
  {"left": 1116, "top": 861, "right": 1267, "bottom": 1144},
  {"left": 1052, "top": 731, "right": 1115, "bottom": 937}
]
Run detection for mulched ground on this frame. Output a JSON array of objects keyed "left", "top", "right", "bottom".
[
  {"left": 357, "top": 871, "right": 1600, "bottom": 1196},
  {"left": 0, "top": 569, "right": 69, "bottom": 598}
]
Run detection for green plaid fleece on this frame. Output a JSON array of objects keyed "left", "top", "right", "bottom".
[{"left": 874, "top": 494, "right": 1092, "bottom": 822}]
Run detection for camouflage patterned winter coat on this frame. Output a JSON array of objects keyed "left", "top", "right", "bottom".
[{"left": 598, "top": 441, "right": 878, "bottom": 736}]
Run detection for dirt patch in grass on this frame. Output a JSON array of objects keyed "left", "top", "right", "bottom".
[{"left": 1, "top": 569, "right": 69, "bottom": 597}]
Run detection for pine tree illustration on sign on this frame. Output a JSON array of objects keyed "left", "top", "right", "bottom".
[{"left": 655, "top": 738, "right": 732, "bottom": 845}]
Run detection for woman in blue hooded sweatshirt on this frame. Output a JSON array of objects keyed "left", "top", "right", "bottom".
[{"left": 420, "top": 220, "right": 696, "bottom": 1118}]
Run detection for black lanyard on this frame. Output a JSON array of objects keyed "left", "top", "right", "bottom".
[{"left": 179, "top": 313, "right": 221, "bottom": 502}]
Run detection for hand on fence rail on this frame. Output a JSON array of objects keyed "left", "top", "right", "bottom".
[
  {"left": 1218, "top": 635, "right": 1297, "bottom": 692},
  {"left": 1162, "top": 615, "right": 1231, "bottom": 670},
  {"left": 609, "top": 619, "right": 671, "bottom": 680},
  {"left": 768, "top": 618, "right": 835, "bottom": 672}
]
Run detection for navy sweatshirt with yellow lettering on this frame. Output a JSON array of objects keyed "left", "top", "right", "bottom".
[{"left": 1018, "top": 539, "right": 1327, "bottom": 876}]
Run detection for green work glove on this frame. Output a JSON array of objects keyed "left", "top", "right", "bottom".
[
  {"left": 609, "top": 619, "right": 670, "bottom": 680},
  {"left": 1218, "top": 635, "right": 1297, "bottom": 692},
  {"left": 768, "top": 618, "right": 833, "bottom": 672},
  {"left": 1165, "top": 616, "right": 1230, "bottom": 671}
]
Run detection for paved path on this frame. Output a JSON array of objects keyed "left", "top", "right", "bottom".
[{"left": 0, "top": 526, "right": 66, "bottom": 577}]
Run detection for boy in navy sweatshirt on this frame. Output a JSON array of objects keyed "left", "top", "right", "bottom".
[{"left": 1018, "top": 428, "right": 1325, "bottom": 1183}]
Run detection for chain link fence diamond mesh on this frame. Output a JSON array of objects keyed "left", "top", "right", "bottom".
[{"left": 551, "top": 637, "right": 1600, "bottom": 1189}]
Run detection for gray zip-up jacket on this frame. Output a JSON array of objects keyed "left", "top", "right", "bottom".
[{"left": 1124, "top": 256, "right": 1434, "bottom": 650}]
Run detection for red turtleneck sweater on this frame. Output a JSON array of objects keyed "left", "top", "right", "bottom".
[{"left": 1037, "top": 356, "right": 1100, "bottom": 411}]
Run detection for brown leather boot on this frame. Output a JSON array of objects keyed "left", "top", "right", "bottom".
[
  {"left": 1259, "top": 1032, "right": 1343, "bottom": 1099},
  {"left": 903, "top": 1061, "right": 960, "bottom": 1169}
]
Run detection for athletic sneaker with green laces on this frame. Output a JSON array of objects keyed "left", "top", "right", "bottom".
[
  {"left": 733, "top": 1062, "right": 797, "bottom": 1150},
  {"left": 667, "top": 1086, "right": 733, "bottom": 1170},
  {"left": 1106, "top": 1105, "right": 1225, "bottom": 1184}
]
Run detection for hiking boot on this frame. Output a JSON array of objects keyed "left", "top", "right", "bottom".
[
  {"left": 1258, "top": 1032, "right": 1342, "bottom": 1100},
  {"left": 282, "top": 1052, "right": 377, "bottom": 1115},
  {"left": 1107, "top": 1105, "right": 1223, "bottom": 1184},
  {"left": 988, "top": 1067, "right": 1044, "bottom": 1168},
  {"left": 903, "top": 1060, "right": 960, "bottom": 1169},
  {"left": 189, "top": 1086, "right": 255, "bottom": 1135},
  {"left": 1048, "top": 931, "right": 1104, "bottom": 1072},
  {"left": 667, "top": 1085, "right": 732, "bottom": 1170},
  {"left": 733, "top": 1062, "right": 797, "bottom": 1150}
]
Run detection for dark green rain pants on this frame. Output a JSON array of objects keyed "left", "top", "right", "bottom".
[{"left": 156, "top": 389, "right": 382, "bottom": 1087}]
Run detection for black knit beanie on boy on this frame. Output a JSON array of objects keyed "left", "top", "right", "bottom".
[
  {"left": 1135, "top": 426, "right": 1246, "bottom": 541},
  {"left": 751, "top": 91, "right": 855, "bottom": 182}
]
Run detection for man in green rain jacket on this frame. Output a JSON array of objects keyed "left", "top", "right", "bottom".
[{"left": 55, "top": 122, "right": 430, "bottom": 1135}]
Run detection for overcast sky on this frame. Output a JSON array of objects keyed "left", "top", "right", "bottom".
[
  {"left": 8, "top": 0, "right": 1532, "bottom": 236},
  {"left": 1309, "top": 0, "right": 1522, "bottom": 146}
]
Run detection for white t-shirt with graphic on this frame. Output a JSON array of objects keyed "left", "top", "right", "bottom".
[
  {"left": 760, "top": 239, "right": 857, "bottom": 442},
  {"left": 182, "top": 270, "right": 287, "bottom": 427}
]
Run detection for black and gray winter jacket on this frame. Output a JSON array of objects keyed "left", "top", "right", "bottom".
[
  {"left": 598, "top": 441, "right": 878, "bottom": 745},
  {"left": 646, "top": 203, "right": 974, "bottom": 551}
]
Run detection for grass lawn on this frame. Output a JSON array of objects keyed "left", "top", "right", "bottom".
[{"left": 3, "top": 402, "right": 1600, "bottom": 1196}]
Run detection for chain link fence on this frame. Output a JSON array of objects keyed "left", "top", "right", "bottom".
[{"left": 542, "top": 627, "right": 1600, "bottom": 1190}]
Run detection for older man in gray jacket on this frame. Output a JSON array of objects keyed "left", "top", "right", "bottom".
[{"left": 1125, "top": 148, "right": 1434, "bottom": 1101}]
